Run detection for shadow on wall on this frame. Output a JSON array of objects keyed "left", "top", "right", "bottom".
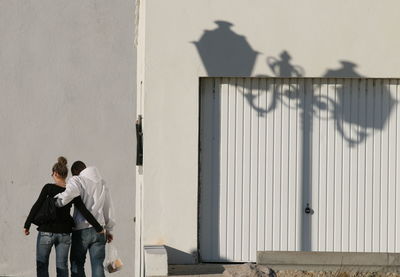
[
  {"left": 193, "top": 21, "right": 259, "bottom": 77},
  {"left": 164, "top": 245, "right": 198, "bottom": 265},
  {"left": 322, "top": 61, "right": 396, "bottom": 146},
  {"left": 267, "top": 50, "right": 304, "bottom": 77},
  {"left": 195, "top": 20, "right": 397, "bottom": 260},
  {"left": 193, "top": 20, "right": 396, "bottom": 144}
]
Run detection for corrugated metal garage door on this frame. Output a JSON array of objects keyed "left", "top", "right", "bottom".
[{"left": 199, "top": 77, "right": 399, "bottom": 262}]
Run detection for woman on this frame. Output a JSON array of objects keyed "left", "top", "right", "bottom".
[{"left": 24, "top": 157, "right": 104, "bottom": 277}]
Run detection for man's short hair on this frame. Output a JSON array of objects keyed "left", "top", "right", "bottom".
[{"left": 71, "top": 161, "right": 86, "bottom": 176}]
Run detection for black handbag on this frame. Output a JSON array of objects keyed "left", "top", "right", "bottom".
[{"left": 32, "top": 195, "right": 57, "bottom": 226}]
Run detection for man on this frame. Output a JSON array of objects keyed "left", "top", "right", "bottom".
[{"left": 55, "top": 161, "right": 115, "bottom": 277}]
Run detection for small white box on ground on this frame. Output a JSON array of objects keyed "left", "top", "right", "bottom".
[{"left": 144, "top": 245, "right": 168, "bottom": 276}]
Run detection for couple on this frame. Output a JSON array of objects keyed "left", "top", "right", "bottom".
[{"left": 24, "top": 157, "right": 115, "bottom": 277}]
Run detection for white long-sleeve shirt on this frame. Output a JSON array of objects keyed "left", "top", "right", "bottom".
[{"left": 55, "top": 166, "right": 116, "bottom": 231}]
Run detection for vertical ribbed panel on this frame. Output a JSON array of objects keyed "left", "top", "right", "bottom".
[{"left": 199, "top": 78, "right": 399, "bottom": 262}]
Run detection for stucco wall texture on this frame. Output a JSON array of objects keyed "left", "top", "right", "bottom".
[
  {"left": 140, "top": 0, "right": 400, "bottom": 264},
  {"left": 0, "top": 1, "right": 136, "bottom": 276}
]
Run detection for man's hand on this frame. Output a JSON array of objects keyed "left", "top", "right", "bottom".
[
  {"left": 106, "top": 231, "right": 113, "bottom": 243},
  {"left": 98, "top": 229, "right": 106, "bottom": 234},
  {"left": 24, "top": 229, "right": 30, "bottom": 236}
]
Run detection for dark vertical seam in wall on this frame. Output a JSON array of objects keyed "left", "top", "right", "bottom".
[
  {"left": 356, "top": 79, "right": 361, "bottom": 251},
  {"left": 264, "top": 78, "right": 268, "bottom": 250},
  {"left": 306, "top": 79, "right": 310, "bottom": 251},
  {"left": 379, "top": 80, "right": 383, "bottom": 252},
  {"left": 197, "top": 78, "right": 202, "bottom": 261},
  {"left": 211, "top": 78, "right": 217, "bottom": 260},
  {"left": 386, "top": 80, "right": 390, "bottom": 252},
  {"left": 309, "top": 79, "right": 313, "bottom": 251},
  {"left": 395, "top": 80, "right": 399, "bottom": 251},
  {"left": 325, "top": 81, "right": 329, "bottom": 250},
  {"left": 256, "top": 79, "right": 260, "bottom": 255},
  {"left": 317, "top": 79, "right": 321, "bottom": 249},
  {"left": 341, "top": 79, "right": 345, "bottom": 251},
  {"left": 359, "top": 78, "right": 362, "bottom": 250},
  {"left": 232, "top": 78, "right": 237, "bottom": 260},
  {"left": 225, "top": 79, "right": 229, "bottom": 259},
  {"left": 348, "top": 79, "right": 353, "bottom": 251},
  {"left": 294, "top": 79, "right": 299, "bottom": 250},
  {"left": 287, "top": 79, "right": 291, "bottom": 250},
  {"left": 248, "top": 78, "right": 252, "bottom": 259},
  {"left": 332, "top": 80, "right": 337, "bottom": 250},
  {"left": 241, "top": 78, "right": 245, "bottom": 260},
  {"left": 279, "top": 80, "right": 283, "bottom": 249},
  {"left": 371, "top": 80, "right": 375, "bottom": 251},
  {"left": 363, "top": 80, "right": 368, "bottom": 251},
  {"left": 272, "top": 79, "right": 275, "bottom": 250}
]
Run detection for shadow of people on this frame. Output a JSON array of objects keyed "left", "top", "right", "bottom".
[{"left": 193, "top": 21, "right": 259, "bottom": 77}]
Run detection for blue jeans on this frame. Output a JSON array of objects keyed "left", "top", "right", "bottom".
[
  {"left": 36, "top": 232, "right": 71, "bottom": 277},
  {"left": 70, "top": 227, "right": 106, "bottom": 277}
]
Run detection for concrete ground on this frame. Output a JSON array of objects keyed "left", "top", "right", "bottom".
[
  {"left": 166, "top": 264, "right": 400, "bottom": 277},
  {"left": 162, "top": 252, "right": 400, "bottom": 276}
]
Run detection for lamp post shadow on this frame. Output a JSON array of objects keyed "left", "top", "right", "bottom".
[{"left": 195, "top": 21, "right": 397, "bottom": 259}]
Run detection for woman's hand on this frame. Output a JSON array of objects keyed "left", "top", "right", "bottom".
[
  {"left": 106, "top": 231, "right": 113, "bottom": 243},
  {"left": 24, "top": 228, "right": 30, "bottom": 236}
]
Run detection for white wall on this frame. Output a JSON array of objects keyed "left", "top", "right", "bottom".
[
  {"left": 0, "top": 1, "right": 136, "bottom": 276},
  {"left": 140, "top": 0, "right": 400, "bottom": 264}
]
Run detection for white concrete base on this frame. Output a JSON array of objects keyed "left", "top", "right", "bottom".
[
  {"left": 144, "top": 245, "right": 168, "bottom": 276},
  {"left": 257, "top": 251, "right": 400, "bottom": 272}
]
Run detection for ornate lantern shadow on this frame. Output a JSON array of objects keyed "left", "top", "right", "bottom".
[
  {"left": 324, "top": 61, "right": 397, "bottom": 147},
  {"left": 193, "top": 21, "right": 259, "bottom": 77}
]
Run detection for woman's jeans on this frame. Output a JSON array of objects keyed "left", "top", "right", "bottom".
[
  {"left": 36, "top": 232, "right": 71, "bottom": 277},
  {"left": 70, "top": 227, "right": 106, "bottom": 277}
]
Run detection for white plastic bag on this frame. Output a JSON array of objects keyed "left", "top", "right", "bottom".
[{"left": 105, "top": 243, "right": 123, "bottom": 273}]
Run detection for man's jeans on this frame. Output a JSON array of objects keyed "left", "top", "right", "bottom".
[
  {"left": 36, "top": 232, "right": 71, "bottom": 277},
  {"left": 71, "top": 227, "right": 106, "bottom": 277}
]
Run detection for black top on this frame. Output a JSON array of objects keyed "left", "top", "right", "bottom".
[{"left": 24, "top": 183, "right": 103, "bottom": 233}]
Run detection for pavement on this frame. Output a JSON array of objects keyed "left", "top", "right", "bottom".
[{"left": 164, "top": 263, "right": 400, "bottom": 277}]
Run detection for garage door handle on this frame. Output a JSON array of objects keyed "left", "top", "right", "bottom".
[{"left": 305, "top": 203, "right": 311, "bottom": 214}]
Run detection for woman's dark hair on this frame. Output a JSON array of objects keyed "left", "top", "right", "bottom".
[
  {"left": 52, "top": 156, "right": 68, "bottom": 179},
  {"left": 71, "top": 161, "right": 86, "bottom": 176}
]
